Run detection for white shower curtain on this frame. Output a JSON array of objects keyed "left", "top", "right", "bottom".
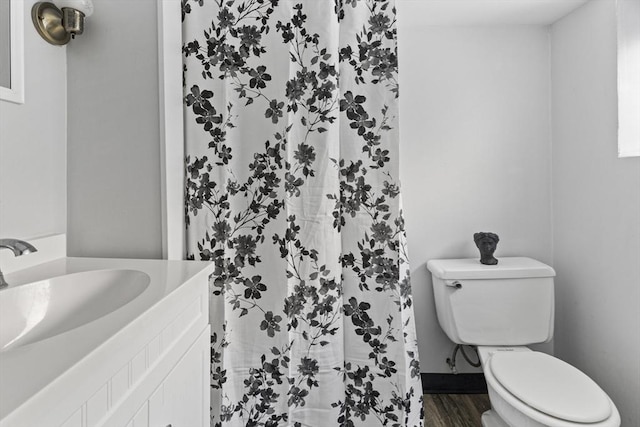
[{"left": 182, "top": 1, "right": 423, "bottom": 425}]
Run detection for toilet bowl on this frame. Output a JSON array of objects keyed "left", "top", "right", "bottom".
[
  {"left": 427, "top": 257, "right": 621, "bottom": 427},
  {"left": 477, "top": 347, "right": 620, "bottom": 427}
]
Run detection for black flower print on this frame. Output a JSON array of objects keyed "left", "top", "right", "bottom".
[
  {"left": 217, "top": 7, "right": 235, "bottom": 28},
  {"left": 249, "top": 65, "right": 271, "bottom": 89},
  {"left": 286, "top": 77, "right": 306, "bottom": 102},
  {"left": 238, "top": 25, "right": 262, "bottom": 56},
  {"left": 212, "top": 220, "right": 232, "bottom": 242},
  {"left": 293, "top": 143, "right": 316, "bottom": 177},
  {"left": 371, "top": 222, "right": 393, "bottom": 243},
  {"left": 260, "top": 311, "right": 282, "bottom": 337},
  {"left": 369, "top": 13, "right": 391, "bottom": 34},
  {"left": 297, "top": 357, "right": 319, "bottom": 387},
  {"left": 265, "top": 99, "right": 284, "bottom": 124},
  {"left": 243, "top": 275, "right": 266, "bottom": 299}
]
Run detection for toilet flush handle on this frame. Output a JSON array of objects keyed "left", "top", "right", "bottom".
[{"left": 445, "top": 280, "right": 462, "bottom": 289}]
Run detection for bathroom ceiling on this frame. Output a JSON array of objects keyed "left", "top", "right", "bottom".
[{"left": 397, "top": 0, "right": 590, "bottom": 26}]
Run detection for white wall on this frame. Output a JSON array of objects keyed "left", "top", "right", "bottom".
[
  {"left": 397, "top": 20, "right": 553, "bottom": 372},
  {"left": 0, "top": 0, "right": 66, "bottom": 240},
  {"left": 551, "top": 1, "right": 640, "bottom": 425},
  {"left": 66, "top": 0, "right": 163, "bottom": 259}
]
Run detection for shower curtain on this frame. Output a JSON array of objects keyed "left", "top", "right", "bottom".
[{"left": 182, "top": 1, "right": 423, "bottom": 425}]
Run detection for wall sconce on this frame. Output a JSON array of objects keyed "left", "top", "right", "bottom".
[{"left": 32, "top": 0, "right": 94, "bottom": 46}]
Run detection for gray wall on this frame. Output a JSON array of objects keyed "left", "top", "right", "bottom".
[
  {"left": 398, "top": 23, "right": 554, "bottom": 372},
  {"left": 551, "top": 1, "right": 640, "bottom": 425},
  {"left": 0, "top": 0, "right": 10, "bottom": 88},
  {"left": 66, "top": 0, "right": 163, "bottom": 258},
  {"left": 0, "top": 0, "right": 67, "bottom": 240}
]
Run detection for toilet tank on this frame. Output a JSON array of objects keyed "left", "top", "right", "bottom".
[{"left": 427, "top": 257, "right": 555, "bottom": 346}]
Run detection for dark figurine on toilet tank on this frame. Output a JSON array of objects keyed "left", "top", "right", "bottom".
[{"left": 474, "top": 232, "right": 499, "bottom": 265}]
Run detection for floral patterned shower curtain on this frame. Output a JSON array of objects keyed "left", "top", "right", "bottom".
[{"left": 182, "top": 1, "right": 423, "bottom": 425}]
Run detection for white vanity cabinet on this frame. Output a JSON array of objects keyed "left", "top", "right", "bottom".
[
  {"left": 123, "top": 327, "right": 209, "bottom": 427},
  {"left": 81, "top": 263, "right": 210, "bottom": 427},
  {"left": 147, "top": 327, "right": 209, "bottom": 427},
  {"left": 0, "top": 258, "right": 213, "bottom": 427}
]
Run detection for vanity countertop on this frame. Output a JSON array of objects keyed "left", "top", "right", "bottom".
[{"left": 0, "top": 257, "right": 213, "bottom": 423}]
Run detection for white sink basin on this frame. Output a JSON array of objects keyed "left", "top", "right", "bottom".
[{"left": 0, "top": 269, "right": 150, "bottom": 352}]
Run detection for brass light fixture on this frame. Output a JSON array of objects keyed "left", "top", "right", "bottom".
[{"left": 32, "top": 0, "right": 94, "bottom": 46}]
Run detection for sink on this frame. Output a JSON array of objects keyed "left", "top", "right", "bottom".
[{"left": 0, "top": 269, "right": 150, "bottom": 352}]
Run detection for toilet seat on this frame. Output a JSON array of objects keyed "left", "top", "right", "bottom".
[
  {"left": 490, "top": 351, "right": 611, "bottom": 423},
  {"left": 484, "top": 351, "right": 620, "bottom": 427}
]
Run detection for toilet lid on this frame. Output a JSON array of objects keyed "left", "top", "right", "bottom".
[{"left": 490, "top": 352, "right": 612, "bottom": 423}]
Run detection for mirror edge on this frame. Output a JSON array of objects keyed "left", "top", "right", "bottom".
[{"left": 0, "top": 0, "right": 24, "bottom": 104}]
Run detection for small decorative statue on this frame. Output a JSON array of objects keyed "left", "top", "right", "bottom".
[{"left": 474, "top": 232, "right": 500, "bottom": 265}]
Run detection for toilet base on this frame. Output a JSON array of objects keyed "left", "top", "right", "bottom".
[{"left": 481, "top": 410, "right": 510, "bottom": 427}]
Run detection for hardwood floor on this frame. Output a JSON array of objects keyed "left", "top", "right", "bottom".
[{"left": 424, "top": 394, "right": 492, "bottom": 427}]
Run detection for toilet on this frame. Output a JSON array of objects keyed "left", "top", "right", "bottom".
[{"left": 427, "top": 257, "right": 620, "bottom": 427}]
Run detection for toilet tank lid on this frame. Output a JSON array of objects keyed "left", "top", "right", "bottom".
[{"left": 426, "top": 257, "right": 555, "bottom": 280}]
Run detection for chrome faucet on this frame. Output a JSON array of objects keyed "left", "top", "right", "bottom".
[{"left": 0, "top": 239, "right": 38, "bottom": 289}]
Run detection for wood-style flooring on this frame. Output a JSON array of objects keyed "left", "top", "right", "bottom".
[{"left": 424, "top": 394, "right": 492, "bottom": 427}]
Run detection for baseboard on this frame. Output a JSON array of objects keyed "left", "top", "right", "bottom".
[{"left": 421, "top": 373, "right": 488, "bottom": 394}]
